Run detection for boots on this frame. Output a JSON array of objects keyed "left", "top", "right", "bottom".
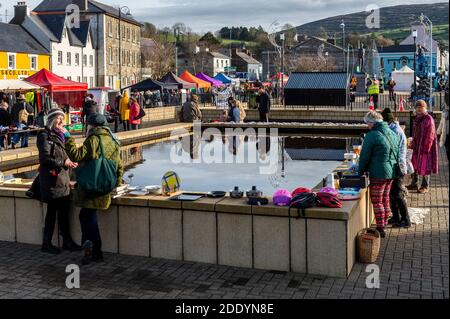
[
  {"left": 62, "top": 238, "right": 82, "bottom": 251},
  {"left": 41, "top": 234, "right": 61, "bottom": 255},
  {"left": 81, "top": 240, "right": 93, "bottom": 265},
  {"left": 376, "top": 227, "right": 386, "bottom": 238}
]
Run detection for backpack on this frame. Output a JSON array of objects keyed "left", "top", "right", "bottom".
[
  {"left": 289, "top": 192, "right": 317, "bottom": 219},
  {"left": 316, "top": 192, "right": 343, "bottom": 208},
  {"left": 75, "top": 136, "right": 117, "bottom": 197}
]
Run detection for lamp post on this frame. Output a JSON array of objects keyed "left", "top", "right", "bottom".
[
  {"left": 174, "top": 28, "right": 183, "bottom": 76},
  {"left": 340, "top": 20, "right": 346, "bottom": 72},
  {"left": 419, "top": 13, "right": 433, "bottom": 110},
  {"left": 118, "top": 6, "right": 130, "bottom": 90},
  {"left": 413, "top": 29, "right": 417, "bottom": 99},
  {"left": 280, "top": 33, "right": 285, "bottom": 106},
  {"left": 325, "top": 51, "right": 329, "bottom": 71}
]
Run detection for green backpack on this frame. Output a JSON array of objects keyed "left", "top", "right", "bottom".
[{"left": 76, "top": 136, "right": 117, "bottom": 197}]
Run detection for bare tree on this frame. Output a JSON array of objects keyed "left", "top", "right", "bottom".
[
  {"left": 141, "top": 39, "right": 176, "bottom": 79},
  {"left": 293, "top": 55, "right": 338, "bottom": 72}
]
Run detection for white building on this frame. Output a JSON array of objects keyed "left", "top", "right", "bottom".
[{"left": 10, "top": 1, "right": 96, "bottom": 87}]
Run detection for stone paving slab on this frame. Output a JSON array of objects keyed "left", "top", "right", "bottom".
[{"left": 0, "top": 148, "right": 448, "bottom": 299}]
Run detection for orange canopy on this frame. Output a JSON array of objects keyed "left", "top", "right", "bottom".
[{"left": 179, "top": 71, "right": 211, "bottom": 89}]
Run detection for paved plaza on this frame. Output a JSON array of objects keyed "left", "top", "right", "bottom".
[{"left": 0, "top": 149, "right": 448, "bottom": 299}]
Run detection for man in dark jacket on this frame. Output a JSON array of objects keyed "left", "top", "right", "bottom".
[
  {"left": 257, "top": 88, "right": 271, "bottom": 122},
  {"left": 36, "top": 107, "right": 81, "bottom": 254},
  {"left": 180, "top": 94, "right": 202, "bottom": 122},
  {"left": 10, "top": 94, "right": 34, "bottom": 148}
]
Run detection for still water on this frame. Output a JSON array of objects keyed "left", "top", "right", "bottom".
[{"left": 124, "top": 135, "right": 344, "bottom": 195}]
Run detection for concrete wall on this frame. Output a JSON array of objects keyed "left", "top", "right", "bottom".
[{"left": 0, "top": 188, "right": 367, "bottom": 278}]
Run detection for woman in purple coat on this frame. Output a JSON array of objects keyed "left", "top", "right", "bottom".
[{"left": 407, "top": 100, "right": 439, "bottom": 193}]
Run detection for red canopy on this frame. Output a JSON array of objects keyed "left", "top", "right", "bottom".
[
  {"left": 25, "top": 69, "right": 88, "bottom": 108},
  {"left": 24, "top": 69, "right": 88, "bottom": 92}
]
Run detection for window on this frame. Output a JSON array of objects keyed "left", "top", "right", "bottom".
[
  {"left": 67, "top": 76, "right": 72, "bottom": 81},
  {"left": 116, "top": 48, "right": 120, "bottom": 66},
  {"left": 116, "top": 24, "right": 120, "bottom": 39},
  {"left": 122, "top": 26, "right": 126, "bottom": 40},
  {"left": 83, "top": 54, "right": 87, "bottom": 67},
  {"left": 83, "top": 76, "right": 87, "bottom": 83},
  {"left": 108, "top": 76, "right": 114, "bottom": 88},
  {"left": 77, "top": 76, "right": 81, "bottom": 82},
  {"left": 90, "top": 77, "right": 94, "bottom": 88},
  {"left": 132, "top": 51, "right": 135, "bottom": 66},
  {"left": 57, "top": 51, "right": 63, "bottom": 64},
  {"left": 127, "top": 28, "right": 130, "bottom": 41},
  {"left": 90, "top": 55, "right": 94, "bottom": 67},
  {"left": 225, "top": 60, "right": 228, "bottom": 67},
  {"left": 109, "top": 47, "right": 113, "bottom": 64},
  {"left": 108, "top": 21, "right": 113, "bottom": 37},
  {"left": 8, "top": 53, "right": 16, "bottom": 69},
  {"left": 29, "top": 55, "right": 37, "bottom": 70},
  {"left": 67, "top": 52, "right": 71, "bottom": 65},
  {"left": 75, "top": 53, "right": 80, "bottom": 66},
  {"left": 221, "top": 60, "right": 224, "bottom": 68},
  {"left": 216, "top": 60, "right": 219, "bottom": 68}
]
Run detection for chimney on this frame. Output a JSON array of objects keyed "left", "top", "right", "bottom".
[
  {"left": 72, "top": 0, "right": 88, "bottom": 11},
  {"left": 11, "top": 1, "right": 30, "bottom": 25},
  {"left": 327, "top": 38, "right": 336, "bottom": 45}
]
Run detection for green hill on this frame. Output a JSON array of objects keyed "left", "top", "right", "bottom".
[{"left": 294, "top": 2, "right": 449, "bottom": 48}]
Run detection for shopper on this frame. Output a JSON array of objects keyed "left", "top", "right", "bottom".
[
  {"left": 258, "top": 88, "right": 271, "bottom": 122},
  {"left": 358, "top": 110, "right": 400, "bottom": 237},
  {"left": 10, "top": 94, "right": 34, "bottom": 148},
  {"left": 82, "top": 94, "right": 97, "bottom": 136},
  {"left": 129, "top": 97, "right": 141, "bottom": 130},
  {"left": 228, "top": 100, "right": 241, "bottom": 123},
  {"left": 407, "top": 100, "right": 438, "bottom": 194},
  {"left": 381, "top": 108, "right": 410, "bottom": 228},
  {"left": 180, "top": 94, "right": 202, "bottom": 122},
  {"left": 63, "top": 113, "right": 123, "bottom": 265},
  {"left": 387, "top": 77, "right": 396, "bottom": 102},
  {"left": 37, "top": 108, "right": 81, "bottom": 254},
  {"left": 0, "top": 99, "right": 11, "bottom": 150},
  {"left": 119, "top": 91, "right": 130, "bottom": 131}
]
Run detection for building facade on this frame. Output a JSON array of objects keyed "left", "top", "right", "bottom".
[
  {"left": 32, "top": 0, "right": 142, "bottom": 90},
  {"left": 0, "top": 22, "right": 50, "bottom": 80},
  {"left": 181, "top": 50, "right": 231, "bottom": 77}
]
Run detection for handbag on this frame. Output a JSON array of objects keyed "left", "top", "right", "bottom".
[
  {"left": 26, "top": 174, "right": 42, "bottom": 202},
  {"left": 18, "top": 103, "right": 29, "bottom": 124},
  {"left": 135, "top": 106, "right": 146, "bottom": 120},
  {"left": 75, "top": 136, "right": 117, "bottom": 197}
]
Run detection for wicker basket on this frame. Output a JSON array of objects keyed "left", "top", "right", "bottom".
[{"left": 357, "top": 228, "right": 381, "bottom": 263}]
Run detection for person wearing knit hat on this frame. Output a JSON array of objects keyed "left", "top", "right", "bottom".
[
  {"left": 381, "top": 108, "right": 410, "bottom": 228},
  {"left": 359, "top": 110, "right": 400, "bottom": 237},
  {"left": 64, "top": 105, "right": 123, "bottom": 265},
  {"left": 10, "top": 92, "right": 34, "bottom": 148},
  {"left": 407, "top": 99, "right": 438, "bottom": 194},
  {"left": 36, "top": 107, "right": 81, "bottom": 255}
]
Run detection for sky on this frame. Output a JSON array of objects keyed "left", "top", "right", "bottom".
[{"left": 0, "top": 0, "right": 442, "bottom": 33}]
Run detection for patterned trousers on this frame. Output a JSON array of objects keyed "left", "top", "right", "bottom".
[{"left": 370, "top": 178, "right": 394, "bottom": 228}]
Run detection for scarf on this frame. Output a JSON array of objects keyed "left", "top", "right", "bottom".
[{"left": 52, "top": 128, "right": 65, "bottom": 144}]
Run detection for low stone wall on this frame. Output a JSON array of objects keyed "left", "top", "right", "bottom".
[{"left": 0, "top": 187, "right": 373, "bottom": 278}]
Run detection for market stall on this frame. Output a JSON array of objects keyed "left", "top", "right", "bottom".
[
  {"left": 195, "top": 72, "right": 223, "bottom": 87},
  {"left": 159, "top": 72, "right": 197, "bottom": 90},
  {"left": 391, "top": 65, "right": 416, "bottom": 92},
  {"left": 179, "top": 71, "right": 211, "bottom": 89},
  {"left": 24, "top": 68, "right": 88, "bottom": 109}
]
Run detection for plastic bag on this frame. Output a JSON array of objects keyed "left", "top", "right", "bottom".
[{"left": 408, "top": 207, "right": 430, "bottom": 225}]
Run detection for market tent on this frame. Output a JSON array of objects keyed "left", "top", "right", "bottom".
[
  {"left": 391, "top": 65, "right": 416, "bottom": 92},
  {"left": 124, "top": 78, "right": 178, "bottom": 91},
  {"left": 24, "top": 69, "right": 88, "bottom": 108},
  {"left": 179, "top": 71, "right": 211, "bottom": 89},
  {"left": 213, "top": 73, "right": 233, "bottom": 84},
  {"left": 159, "top": 72, "right": 197, "bottom": 90},
  {"left": 0, "top": 79, "right": 41, "bottom": 91},
  {"left": 195, "top": 72, "right": 223, "bottom": 87}
]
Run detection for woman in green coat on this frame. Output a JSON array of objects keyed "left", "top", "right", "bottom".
[
  {"left": 358, "top": 111, "right": 400, "bottom": 237},
  {"left": 62, "top": 113, "right": 123, "bottom": 265}
]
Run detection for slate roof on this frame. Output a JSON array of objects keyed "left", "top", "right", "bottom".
[
  {"left": 33, "top": 0, "right": 140, "bottom": 25},
  {"left": 0, "top": 22, "right": 49, "bottom": 55},
  {"left": 210, "top": 52, "right": 230, "bottom": 60},
  {"left": 235, "top": 52, "right": 262, "bottom": 65},
  {"left": 285, "top": 72, "right": 348, "bottom": 90}
]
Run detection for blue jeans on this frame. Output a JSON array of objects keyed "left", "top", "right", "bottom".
[
  {"left": 79, "top": 208, "right": 102, "bottom": 257},
  {"left": 12, "top": 122, "right": 29, "bottom": 148}
]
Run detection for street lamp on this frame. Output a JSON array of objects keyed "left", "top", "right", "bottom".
[
  {"left": 280, "top": 33, "right": 285, "bottom": 105},
  {"left": 118, "top": 6, "right": 131, "bottom": 90},
  {"left": 174, "top": 28, "right": 183, "bottom": 76},
  {"left": 413, "top": 29, "right": 418, "bottom": 99},
  {"left": 325, "top": 51, "right": 329, "bottom": 71},
  {"left": 419, "top": 13, "right": 434, "bottom": 110},
  {"left": 340, "top": 20, "right": 346, "bottom": 72}
]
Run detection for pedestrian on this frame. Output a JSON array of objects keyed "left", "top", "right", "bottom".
[
  {"left": 37, "top": 108, "right": 81, "bottom": 254},
  {"left": 407, "top": 100, "right": 438, "bottom": 194},
  {"left": 358, "top": 110, "right": 400, "bottom": 237},
  {"left": 387, "top": 77, "right": 396, "bottom": 102},
  {"left": 0, "top": 98, "right": 12, "bottom": 150},
  {"left": 129, "top": 97, "right": 141, "bottom": 130},
  {"left": 63, "top": 113, "right": 124, "bottom": 265},
  {"left": 119, "top": 90, "right": 130, "bottom": 131},
  {"left": 228, "top": 100, "right": 241, "bottom": 123},
  {"left": 257, "top": 88, "right": 271, "bottom": 122},
  {"left": 367, "top": 77, "right": 380, "bottom": 109},
  {"left": 82, "top": 94, "right": 97, "bottom": 136},
  {"left": 10, "top": 94, "right": 34, "bottom": 148},
  {"left": 179, "top": 94, "right": 202, "bottom": 123},
  {"left": 236, "top": 100, "right": 246, "bottom": 123},
  {"left": 381, "top": 108, "right": 410, "bottom": 228}
]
